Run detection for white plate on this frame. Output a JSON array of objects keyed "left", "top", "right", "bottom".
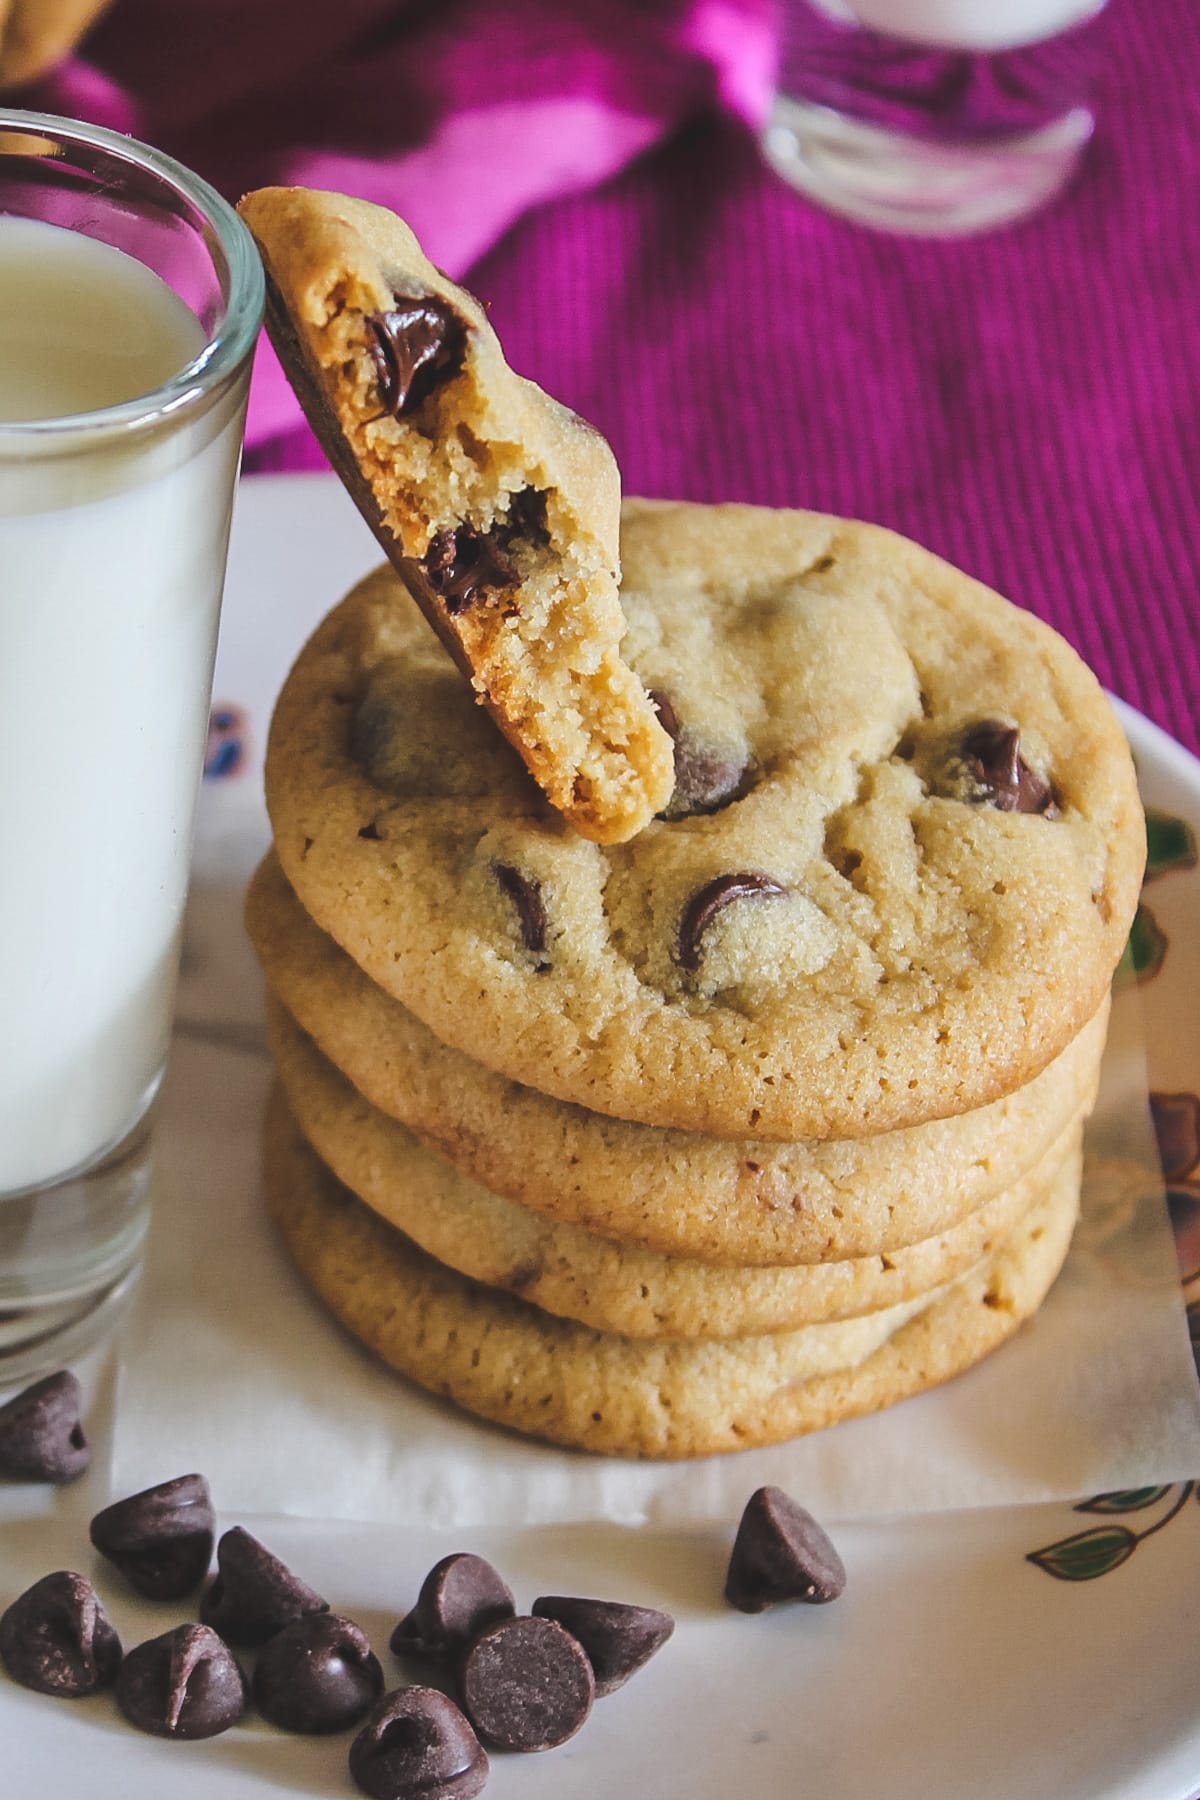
[{"left": 6, "top": 475, "right": 1200, "bottom": 1800}]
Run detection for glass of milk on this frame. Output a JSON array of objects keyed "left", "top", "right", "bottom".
[
  {"left": 0, "top": 111, "right": 263, "bottom": 1377},
  {"left": 762, "top": 0, "right": 1110, "bottom": 233}
]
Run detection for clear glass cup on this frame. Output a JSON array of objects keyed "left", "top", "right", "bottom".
[
  {"left": 0, "top": 111, "right": 264, "bottom": 1379},
  {"left": 762, "top": 0, "right": 1110, "bottom": 235}
]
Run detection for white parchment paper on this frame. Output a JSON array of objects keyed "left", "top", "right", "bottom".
[{"left": 106, "top": 871, "right": 1200, "bottom": 1527}]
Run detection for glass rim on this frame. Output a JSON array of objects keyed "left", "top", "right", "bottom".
[{"left": 0, "top": 108, "right": 264, "bottom": 446}]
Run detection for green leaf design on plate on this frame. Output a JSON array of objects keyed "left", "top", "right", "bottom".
[
  {"left": 1144, "top": 809, "right": 1198, "bottom": 881},
  {"left": 1115, "top": 904, "right": 1167, "bottom": 985},
  {"left": 1076, "top": 1487, "right": 1173, "bottom": 1514},
  {"left": 1026, "top": 1526, "right": 1138, "bottom": 1581}
]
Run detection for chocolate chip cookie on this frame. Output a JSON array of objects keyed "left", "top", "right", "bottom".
[
  {"left": 237, "top": 187, "right": 673, "bottom": 845},
  {"left": 269, "top": 992, "right": 1084, "bottom": 1338},
  {"left": 264, "top": 1088, "right": 1083, "bottom": 1459},
  {"left": 248, "top": 853, "right": 1106, "bottom": 1264},
  {"left": 263, "top": 502, "right": 1143, "bottom": 1140}
]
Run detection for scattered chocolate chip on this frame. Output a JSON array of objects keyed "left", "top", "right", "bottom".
[
  {"left": 678, "top": 873, "right": 786, "bottom": 972},
  {"left": 424, "top": 526, "right": 517, "bottom": 615},
  {"left": 494, "top": 864, "right": 548, "bottom": 963},
  {"left": 390, "top": 1552, "right": 515, "bottom": 1664},
  {"left": 725, "top": 1486, "right": 846, "bottom": 1613},
  {"left": 351, "top": 1688, "right": 489, "bottom": 1800},
  {"left": 0, "top": 1571, "right": 121, "bottom": 1696},
  {"left": 115, "top": 1623, "right": 246, "bottom": 1739},
  {"left": 89, "top": 1473, "right": 215, "bottom": 1601},
  {"left": 650, "top": 691, "right": 748, "bottom": 818},
  {"left": 460, "top": 1615, "right": 594, "bottom": 1752},
  {"left": 0, "top": 1371, "right": 90, "bottom": 1484},
  {"left": 365, "top": 299, "right": 464, "bottom": 418},
  {"left": 960, "top": 720, "right": 1057, "bottom": 815},
  {"left": 531, "top": 1595, "right": 673, "bottom": 1696},
  {"left": 200, "top": 1526, "right": 328, "bottom": 1646},
  {"left": 253, "top": 1612, "right": 384, "bottom": 1734}
]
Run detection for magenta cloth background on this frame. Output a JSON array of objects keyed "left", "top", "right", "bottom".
[{"left": 20, "top": 0, "right": 1199, "bottom": 755}]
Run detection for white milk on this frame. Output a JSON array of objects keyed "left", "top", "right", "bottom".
[
  {"left": 0, "top": 218, "right": 244, "bottom": 1192},
  {"left": 811, "top": 0, "right": 1106, "bottom": 52}
]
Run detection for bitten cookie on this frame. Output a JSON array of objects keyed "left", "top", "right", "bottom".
[
  {"left": 237, "top": 186, "right": 672, "bottom": 845},
  {"left": 264, "top": 1090, "right": 1083, "bottom": 1460},
  {"left": 270, "top": 993, "right": 1085, "bottom": 1339},
  {"left": 264, "top": 501, "right": 1143, "bottom": 1140},
  {"left": 248, "top": 853, "right": 1107, "bottom": 1264}
]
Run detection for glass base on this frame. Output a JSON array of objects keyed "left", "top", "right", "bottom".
[
  {"left": 0, "top": 1110, "right": 152, "bottom": 1380},
  {"left": 762, "top": 95, "right": 1093, "bottom": 235}
]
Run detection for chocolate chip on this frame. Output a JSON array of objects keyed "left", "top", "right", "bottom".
[
  {"left": 115, "top": 1623, "right": 247, "bottom": 1738},
  {"left": 960, "top": 720, "right": 1057, "bottom": 815},
  {"left": 460, "top": 1615, "right": 594, "bottom": 1752},
  {"left": 531, "top": 1595, "right": 673, "bottom": 1697},
  {"left": 0, "top": 1371, "right": 90, "bottom": 1483},
  {"left": 424, "top": 526, "right": 517, "bottom": 615},
  {"left": 650, "top": 691, "right": 747, "bottom": 818},
  {"left": 0, "top": 1571, "right": 121, "bottom": 1696},
  {"left": 678, "top": 873, "right": 786, "bottom": 972},
  {"left": 253, "top": 1612, "right": 384, "bottom": 1734},
  {"left": 494, "top": 864, "right": 548, "bottom": 964},
  {"left": 725, "top": 1486, "right": 846, "bottom": 1612},
  {"left": 89, "top": 1473, "right": 215, "bottom": 1601},
  {"left": 350, "top": 1687, "right": 489, "bottom": 1800},
  {"left": 365, "top": 299, "right": 464, "bottom": 418},
  {"left": 390, "top": 1552, "right": 515, "bottom": 1664},
  {"left": 200, "top": 1526, "right": 328, "bottom": 1647}
]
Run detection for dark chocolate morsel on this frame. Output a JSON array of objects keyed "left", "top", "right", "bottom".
[
  {"left": 0, "top": 1370, "right": 90, "bottom": 1484},
  {"left": 725, "top": 1486, "right": 846, "bottom": 1613},
  {"left": 350, "top": 1687, "right": 489, "bottom": 1800},
  {"left": 115, "top": 1623, "right": 247, "bottom": 1739},
  {"left": 253, "top": 1612, "right": 384, "bottom": 1734},
  {"left": 89, "top": 1472, "right": 215, "bottom": 1601},
  {"left": 200, "top": 1526, "right": 328, "bottom": 1647},
  {"left": 494, "top": 864, "right": 548, "bottom": 961},
  {"left": 365, "top": 298, "right": 463, "bottom": 418},
  {"left": 1149, "top": 1090, "right": 1200, "bottom": 1184},
  {"left": 0, "top": 1571, "right": 121, "bottom": 1696},
  {"left": 390, "top": 1552, "right": 515, "bottom": 1664},
  {"left": 960, "top": 719, "right": 1057, "bottom": 815},
  {"left": 650, "top": 691, "right": 747, "bottom": 818},
  {"left": 530, "top": 1595, "right": 674, "bottom": 1697},
  {"left": 678, "top": 873, "right": 787, "bottom": 971},
  {"left": 424, "top": 526, "right": 517, "bottom": 615},
  {"left": 460, "top": 1615, "right": 594, "bottom": 1753}
]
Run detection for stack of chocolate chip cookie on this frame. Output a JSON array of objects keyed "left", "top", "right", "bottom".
[{"left": 239, "top": 188, "right": 1144, "bottom": 1460}]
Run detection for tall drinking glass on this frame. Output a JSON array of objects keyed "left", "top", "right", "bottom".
[{"left": 0, "top": 111, "right": 263, "bottom": 1378}]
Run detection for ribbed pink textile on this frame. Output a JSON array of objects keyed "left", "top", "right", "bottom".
[{"left": 22, "top": 0, "right": 1199, "bottom": 754}]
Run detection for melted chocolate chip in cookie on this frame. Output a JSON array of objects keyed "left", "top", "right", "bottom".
[
  {"left": 679, "top": 873, "right": 786, "bottom": 971},
  {"left": 650, "top": 691, "right": 748, "bottom": 818},
  {"left": 0, "top": 1370, "right": 90, "bottom": 1484},
  {"left": 424, "top": 527, "right": 518, "bottom": 615},
  {"left": 0, "top": 1571, "right": 122, "bottom": 1697},
  {"left": 495, "top": 864, "right": 550, "bottom": 967},
  {"left": 365, "top": 299, "right": 464, "bottom": 418},
  {"left": 960, "top": 720, "right": 1058, "bottom": 816}
]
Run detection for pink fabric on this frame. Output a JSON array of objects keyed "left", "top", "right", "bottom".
[{"left": 16, "top": 0, "right": 1199, "bottom": 755}]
